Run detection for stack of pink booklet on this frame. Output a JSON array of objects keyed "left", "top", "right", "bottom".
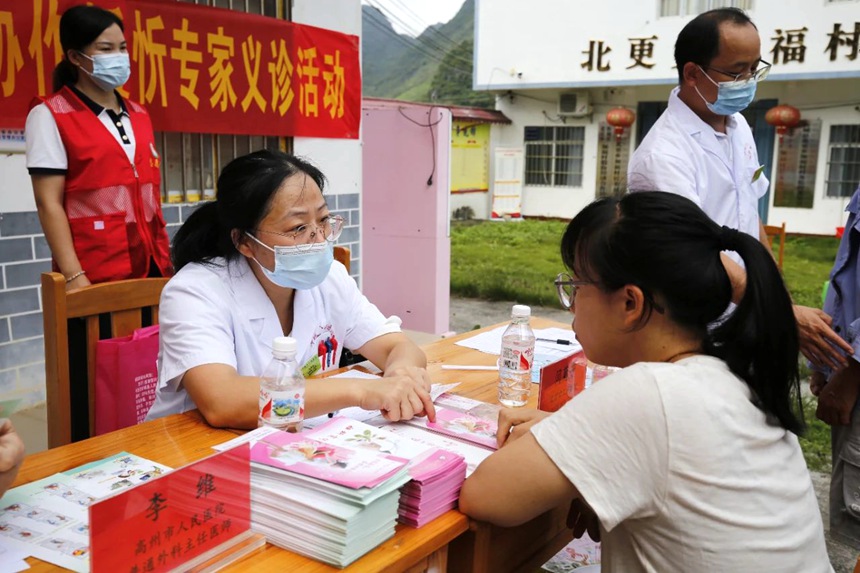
[
  {"left": 397, "top": 448, "right": 467, "bottom": 527},
  {"left": 248, "top": 424, "right": 411, "bottom": 567},
  {"left": 305, "top": 417, "right": 469, "bottom": 529}
]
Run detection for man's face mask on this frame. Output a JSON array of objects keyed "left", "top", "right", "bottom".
[{"left": 695, "top": 66, "right": 758, "bottom": 116}]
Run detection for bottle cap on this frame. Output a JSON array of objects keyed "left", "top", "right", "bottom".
[
  {"left": 272, "top": 336, "right": 297, "bottom": 358},
  {"left": 511, "top": 304, "right": 531, "bottom": 317}
]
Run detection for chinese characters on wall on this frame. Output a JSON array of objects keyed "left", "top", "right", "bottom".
[
  {"left": 595, "top": 122, "right": 630, "bottom": 199},
  {"left": 774, "top": 119, "right": 821, "bottom": 209},
  {"left": 579, "top": 21, "right": 859, "bottom": 72}
]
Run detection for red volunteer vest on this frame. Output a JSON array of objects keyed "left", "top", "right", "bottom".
[{"left": 36, "top": 86, "right": 173, "bottom": 283}]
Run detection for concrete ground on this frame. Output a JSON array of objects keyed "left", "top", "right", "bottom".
[{"left": 9, "top": 296, "right": 859, "bottom": 569}]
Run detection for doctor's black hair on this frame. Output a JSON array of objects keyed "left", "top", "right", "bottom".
[
  {"left": 54, "top": 5, "right": 125, "bottom": 92},
  {"left": 561, "top": 192, "right": 803, "bottom": 435},
  {"left": 674, "top": 7, "right": 756, "bottom": 84},
  {"left": 172, "top": 150, "right": 327, "bottom": 271}
]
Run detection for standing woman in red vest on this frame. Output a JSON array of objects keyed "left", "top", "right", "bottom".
[{"left": 25, "top": 5, "right": 172, "bottom": 290}]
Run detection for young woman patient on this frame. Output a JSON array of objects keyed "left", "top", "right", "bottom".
[
  {"left": 146, "top": 150, "right": 434, "bottom": 428},
  {"left": 459, "top": 192, "right": 831, "bottom": 571}
]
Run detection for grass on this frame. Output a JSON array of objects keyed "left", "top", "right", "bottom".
[
  {"left": 451, "top": 220, "right": 841, "bottom": 472},
  {"left": 450, "top": 220, "right": 568, "bottom": 307}
]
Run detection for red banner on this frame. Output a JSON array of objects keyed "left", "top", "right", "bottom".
[{"left": 0, "top": 0, "right": 361, "bottom": 138}]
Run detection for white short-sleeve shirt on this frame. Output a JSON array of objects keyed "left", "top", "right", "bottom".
[
  {"left": 145, "top": 256, "right": 401, "bottom": 420},
  {"left": 531, "top": 355, "right": 832, "bottom": 573},
  {"left": 25, "top": 89, "right": 136, "bottom": 171}
]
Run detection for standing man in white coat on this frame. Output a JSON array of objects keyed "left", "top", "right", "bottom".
[{"left": 628, "top": 7, "right": 851, "bottom": 371}]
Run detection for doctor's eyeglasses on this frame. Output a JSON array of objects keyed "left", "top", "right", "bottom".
[
  {"left": 255, "top": 215, "right": 344, "bottom": 251},
  {"left": 702, "top": 59, "right": 771, "bottom": 85},
  {"left": 554, "top": 273, "right": 592, "bottom": 310}
]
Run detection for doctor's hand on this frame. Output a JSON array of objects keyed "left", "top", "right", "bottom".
[
  {"left": 360, "top": 369, "right": 436, "bottom": 422},
  {"left": 794, "top": 305, "right": 852, "bottom": 371},
  {"left": 0, "top": 418, "right": 25, "bottom": 498},
  {"left": 496, "top": 408, "right": 550, "bottom": 448}
]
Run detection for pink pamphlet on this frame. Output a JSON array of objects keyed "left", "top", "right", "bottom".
[
  {"left": 422, "top": 408, "right": 499, "bottom": 450},
  {"left": 250, "top": 427, "right": 408, "bottom": 489}
]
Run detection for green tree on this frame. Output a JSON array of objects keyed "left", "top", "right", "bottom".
[{"left": 429, "top": 39, "right": 494, "bottom": 109}]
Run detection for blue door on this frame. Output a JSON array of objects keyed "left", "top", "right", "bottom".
[{"left": 741, "top": 99, "right": 777, "bottom": 223}]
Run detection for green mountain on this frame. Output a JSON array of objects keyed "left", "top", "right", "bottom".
[{"left": 362, "top": 0, "right": 492, "bottom": 108}]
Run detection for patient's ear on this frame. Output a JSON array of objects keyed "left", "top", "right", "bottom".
[{"left": 620, "top": 285, "right": 647, "bottom": 328}]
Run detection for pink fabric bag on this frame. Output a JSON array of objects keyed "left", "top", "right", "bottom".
[{"left": 94, "top": 324, "right": 159, "bottom": 435}]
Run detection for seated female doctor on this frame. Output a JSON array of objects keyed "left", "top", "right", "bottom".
[{"left": 146, "top": 150, "right": 435, "bottom": 429}]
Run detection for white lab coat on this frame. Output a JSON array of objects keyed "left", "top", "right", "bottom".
[
  {"left": 627, "top": 87, "right": 768, "bottom": 249},
  {"left": 145, "top": 256, "right": 401, "bottom": 420}
]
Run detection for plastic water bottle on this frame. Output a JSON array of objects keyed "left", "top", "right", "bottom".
[
  {"left": 498, "top": 304, "right": 535, "bottom": 407},
  {"left": 258, "top": 336, "right": 305, "bottom": 432}
]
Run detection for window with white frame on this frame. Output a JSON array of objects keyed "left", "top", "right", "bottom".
[
  {"left": 157, "top": 0, "right": 286, "bottom": 204},
  {"left": 524, "top": 126, "right": 585, "bottom": 187},
  {"left": 660, "top": 0, "right": 752, "bottom": 17},
  {"left": 826, "top": 124, "right": 860, "bottom": 198}
]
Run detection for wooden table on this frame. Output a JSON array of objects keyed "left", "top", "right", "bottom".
[
  {"left": 424, "top": 318, "right": 575, "bottom": 573},
  {"left": 13, "top": 318, "right": 573, "bottom": 572}
]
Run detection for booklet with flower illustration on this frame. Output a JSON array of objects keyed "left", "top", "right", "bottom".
[
  {"left": 250, "top": 425, "right": 409, "bottom": 490},
  {"left": 404, "top": 406, "right": 499, "bottom": 450}
]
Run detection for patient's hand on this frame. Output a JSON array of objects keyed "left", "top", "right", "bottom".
[{"left": 496, "top": 408, "right": 550, "bottom": 448}]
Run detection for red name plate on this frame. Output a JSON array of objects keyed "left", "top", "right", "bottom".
[
  {"left": 89, "top": 444, "right": 251, "bottom": 573},
  {"left": 538, "top": 351, "right": 585, "bottom": 412}
]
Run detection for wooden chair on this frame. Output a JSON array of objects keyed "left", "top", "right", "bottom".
[
  {"left": 334, "top": 245, "right": 351, "bottom": 273},
  {"left": 41, "top": 272, "right": 169, "bottom": 448},
  {"left": 764, "top": 222, "right": 786, "bottom": 271}
]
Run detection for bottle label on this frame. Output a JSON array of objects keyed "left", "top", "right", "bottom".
[
  {"left": 501, "top": 342, "right": 534, "bottom": 372},
  {"left": 259, "top": 388, "right": 305, "bottom": 424}
]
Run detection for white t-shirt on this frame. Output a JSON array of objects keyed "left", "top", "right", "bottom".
[
  {"left": 531, "top": 355, "right": 832, "bottom": 573},
  {"left": 145, "top": 256, "right": 401, "bottom": 420}
]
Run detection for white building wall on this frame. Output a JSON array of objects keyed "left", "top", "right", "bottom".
[
  {"left": 293, "top": 0, "right": 364, "bottom": 276},
  {"left": 476, "top": 0, "right": 860, "bottom": 88},
  {"left": 475, "top": 0, "right": 860, "bottom": 234}
]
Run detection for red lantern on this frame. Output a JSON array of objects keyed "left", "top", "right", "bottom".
[
  {"left": 605, "top": 107, "right": 636, "bottom": 142},
  {"left": 765, "top": 104, "right": 801, "bottom": 140}
]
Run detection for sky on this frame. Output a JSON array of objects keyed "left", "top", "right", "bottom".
[{"left": 361, "top": 0, "right": 466, "bottom": 37}]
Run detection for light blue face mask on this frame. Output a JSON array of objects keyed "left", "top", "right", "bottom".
[
  {"left": 695, "top": 66, "right": 757, "bottom": 116},
  {"left": 79, "top": 52, "right": 131, "bottom": 91},
  {"left": 245, "top": 233, "right": 333, "bottom": 290}
]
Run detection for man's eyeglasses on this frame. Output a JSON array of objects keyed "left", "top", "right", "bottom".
[
  {"left": 255, "top": 215, "right": 345, "bottom": 251},
  {"left": 554, "top": 273, "right": 592, "bottom": 310},
  {"left": 702, "top": 59, "right": 771, "bottom": 85}
]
